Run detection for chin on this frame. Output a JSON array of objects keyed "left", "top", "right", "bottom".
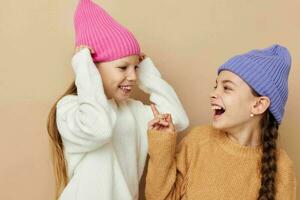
[
  {"left": 211, "top": 119, "right": 233, "bottom": 131},
  {"left": 212, "top": 121, "right": 224, "bottom": 130},
  {"left": 114, "top": 95, "right": 130, "bottom": 103}
]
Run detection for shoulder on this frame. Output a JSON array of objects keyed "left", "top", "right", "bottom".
[
  {"left": 184, "top": 125, "right": 216, "bottom": 142},
  {"left": 179, "top": 125, "right": 216, "bottom": 148}
]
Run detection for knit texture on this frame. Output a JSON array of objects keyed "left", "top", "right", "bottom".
[
  {"left": 56, "top": 48, "right": 189, "bottom": 200},
  {"left": 146, "top": 125, "right": 296, "bottom": 200},
  {"left": 74, "top": 0, "right": 140, "bottom": 62},
  {"left": 218, "top": 44, "right": 291, "bottom": 123}
]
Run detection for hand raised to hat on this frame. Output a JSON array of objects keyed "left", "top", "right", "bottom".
[{"left": 139, "top": 53, "right": 147, "bottom": 62}]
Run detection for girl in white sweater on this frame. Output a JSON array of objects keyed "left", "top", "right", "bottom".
[{"left": 47, "top": 1, "right": 189, "bottom": 200}]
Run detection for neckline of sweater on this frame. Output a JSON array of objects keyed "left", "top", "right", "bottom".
[{"left": 213, "top": 128, "right": 262, "bottom": 158}]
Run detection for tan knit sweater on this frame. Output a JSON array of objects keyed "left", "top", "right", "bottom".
[{"left": 146, "top": 125, "right": 296, "bottom": 200}]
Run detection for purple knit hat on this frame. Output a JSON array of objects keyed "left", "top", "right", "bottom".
[
  {"left": 74, "top": 0, "right": 141, "bottom": 62},
  {"left": 218, "top": 44, "right": 291, "bottom": 124}
]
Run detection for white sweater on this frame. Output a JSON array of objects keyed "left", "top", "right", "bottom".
[{"left": 56, "top": 48, "right": 189, "bottom": 200}]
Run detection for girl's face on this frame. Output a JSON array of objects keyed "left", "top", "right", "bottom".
[
  {"left": 96, "top": 55, "right": 140, "bottom": 103},
  {"left": 210, "top": 70, "right": 265, "bottom": 131}
]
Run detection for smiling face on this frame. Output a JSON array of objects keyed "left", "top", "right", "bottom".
[
  {"left": 210, "top": 70, "right": 270, "bottom": 131},
  {"left": 96, "top": 55, "right": 140, "bottom": 103}
]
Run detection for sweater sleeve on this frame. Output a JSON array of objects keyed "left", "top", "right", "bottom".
[
  {"left": 56, "top": 48, "right": 117, "bottom": 153},
  {"left": 146, "top": 130, "right": 191, "bottom": 200},
  {"left": 137, "top": 58, "right": 189, "bottom": 132}
]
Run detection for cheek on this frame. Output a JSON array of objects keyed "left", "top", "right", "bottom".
[
  {"left": 98, "top": 71, "right": 116, "bottom": 97},
  {"left": 98, "top": 71, "right": 109, "bottom": 86},
  {"left": 225, "top": 94, "right": 252, "bottom": 119},
  {"left": 101, "top": 70, "right": 124, "bottom": 87},
  {"left": 223, "top": 94, "right": 244, "bottom": 112},
  {"left": 111, "top": 71, "right": 126, "bottom": 84}
]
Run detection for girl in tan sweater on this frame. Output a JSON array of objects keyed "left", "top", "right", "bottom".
[{"left": 146, "top": 44, "right": 296, "bottom": 200}]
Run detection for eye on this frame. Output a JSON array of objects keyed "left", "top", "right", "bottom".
[
  {"left": 224, "top": 86, "right": 232, "bottom": 91},
  {"left": 118, "top": 66, "right": 127, "bottom": 70},
  {"left": 135, "top": 66, "right": 139, "bottom": 70}
]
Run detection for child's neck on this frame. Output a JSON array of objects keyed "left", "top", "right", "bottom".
[{"left": 225, "top": 123, "right": 261, "bottom": 147}]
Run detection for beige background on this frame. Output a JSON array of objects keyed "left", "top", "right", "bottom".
[{"left": 0, "top": 0, "right": 299, "bottom": 199}]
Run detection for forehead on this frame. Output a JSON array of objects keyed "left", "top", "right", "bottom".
[
  {"left": 98, "top": 55, "right": 140, "bottom": 68},
  {"left": 115, "top": 55, "right": 140, "bottom": 65},
  {"left": 217, "top": 70, "right": 244, "bottom": 85}
]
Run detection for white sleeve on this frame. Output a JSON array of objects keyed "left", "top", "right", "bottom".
[
  {"left": 56, "top": 48, "right": 117, "bottom": 153},
  {"left": 137, "top": 58, "right": 189, "bottom": 132}
]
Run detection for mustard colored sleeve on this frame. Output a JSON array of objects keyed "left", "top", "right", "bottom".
[{"left": 146, "top": 130, "right": 191, "bottom": 200}]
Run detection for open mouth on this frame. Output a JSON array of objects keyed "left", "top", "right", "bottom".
[
  {"left": 118, "top": 85, "right": 132, "bottom": 94},
  {"left": 211, "top": 104, "right": 226, "bottom": 119}
]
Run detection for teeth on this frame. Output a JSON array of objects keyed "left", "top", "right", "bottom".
[
  {"left": 119, "top": 85, "right": 132, "bottom": 91},
  {"left": 211, "top": 105, "right": 223, "bottom": 110}
]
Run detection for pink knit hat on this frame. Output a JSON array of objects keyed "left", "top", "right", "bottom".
[{"left": 74, "top": 0, "right": 141, "bottom": 62}]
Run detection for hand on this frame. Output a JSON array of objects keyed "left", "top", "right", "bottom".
[
  {"left": 139, "top": 53, "right": 146, "bottom": 62},
  {"left": 75, "top": 45, "right": 95, "bottom": 55},
  {"left": 148, "top": 104, "right": 175, "bottom": 133}
]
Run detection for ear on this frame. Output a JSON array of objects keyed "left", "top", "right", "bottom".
[{"left": 251, "top": 96, "right": 271, "bottom": 115}]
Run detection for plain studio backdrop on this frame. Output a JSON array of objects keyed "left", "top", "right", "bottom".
[{"left": 0, "top": 0, "right": 299, "bottom": 199}]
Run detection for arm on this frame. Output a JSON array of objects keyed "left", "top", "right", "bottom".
[
  {"left": 146, "top": 130, "right": 190, "bottom": 200},
  {"left": 56, "top": 48, "right": 117, "bottom": 153},
  {"left": 137, "top": 58, "right": 189, "bottom": 132},
  {"left": 145, "top": 106, "right": 190, "bottom": 200}
]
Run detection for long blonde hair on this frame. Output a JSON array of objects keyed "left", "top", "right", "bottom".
[{"left": 47, "top": 81, "right": 77, "bottom": 199}]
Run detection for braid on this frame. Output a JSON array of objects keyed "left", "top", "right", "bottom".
[{"left": 258, "top": 111, "right": 279, "bottom": 200}]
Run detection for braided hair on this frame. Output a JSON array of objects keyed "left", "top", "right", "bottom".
[{"left": 257, "top": 110, "right": 279, "bottom": 200}]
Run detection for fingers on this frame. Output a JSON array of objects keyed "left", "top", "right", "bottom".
[
  {"left": 148, "top": 114, "right": 168, "bottom": 126},
  {"left": 139, "top": 53, "right": 146, "bottom": 62},
  {"left": 148, "top": 104, "right": 176, "bottom": 133},
  {"left": 150, "top": 104, "right": 160, "bottom": 117},
  {"left": 166, "top": 114, "right": 172, "bottom": 123},
  {"left": 158, "top": 115, "right": 169, "bottom": 126},
  {"left": 166, "top": 114, "right": 175, "bottom": 132},
  {"left": 148, "top": 120, "right": 167, "bottom": 131},
  {"left": 148, "top": 113, "right": 174, "bottom": 132},
  {"left": 150, "top": 104, "right": 169, "bottom": 123},
  {"left": 157, "top": 114, "right": 173, "bottom": 128},
  {"left": 150, "top": 104, "right": 170, "bottom": 125},
  {"left": 148, "top": 118, "right": 160, "bottom": 130}
]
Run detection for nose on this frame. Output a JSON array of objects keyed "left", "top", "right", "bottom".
[
  {"left": 210, "top": 87, "right": 219, "bottom": 100},
  {"left": 127, "top": 69, "right": 137, "bottom": 82}
]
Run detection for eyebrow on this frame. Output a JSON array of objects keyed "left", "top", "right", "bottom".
[
  {"left": 216, "top": 79, "right": 237, "bottom": 86},
  {"left": 118, "top": 61, "right": 129, "bottom": 66},
  {"left": 120, "top": 61, "right": 138, "bottom": 66}
]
